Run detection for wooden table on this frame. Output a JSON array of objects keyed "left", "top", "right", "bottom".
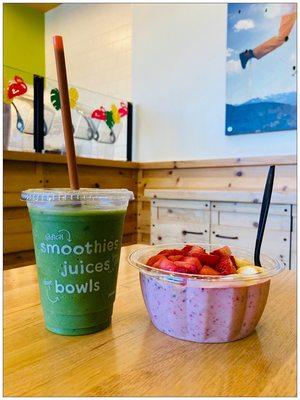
[{"left": 4, "top": 245, "right": 296, "bottom": 397}]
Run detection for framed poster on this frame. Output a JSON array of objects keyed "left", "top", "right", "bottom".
[{"left": 226, "top": 3, "right": 297, "bottom": 135}]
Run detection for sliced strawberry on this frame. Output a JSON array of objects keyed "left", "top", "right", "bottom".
[
  {"left": 188, "top": 246, "right": 206, "bottom": 257},
  {"left": 174, "top": 261, "right": 198, "bottom": 274},
  {"left": 215, "top": 256, "right": 237, "bottom": 275},
  {"left": 146, "top": 254, "right": 165, "bottom": 267},
  {"left": 181, "top": 245, "right": 194, "bottom": 255},
  {"left": 158, "top": 249, "right": 182, "bottom": 256},
  {"left": 159, "top": 258, "right": 177, "bottom": 272},
  {"left": 168, "top": 255, "right": 184, "bottom": 262},
  {"left": 152, "top": 256, "right": 168, "bottom": 268},
  {"left": 200, "top": 265, "right": 221, "bottom": 275},
  {"left": 196, "top": 253, "right": 220, "bottom": 267},
  {"left": 211, "top": 245, "right": 232, "bottom": 257},
  {"left": 181, "top": 256, "right": 201, "bottom": 270}
]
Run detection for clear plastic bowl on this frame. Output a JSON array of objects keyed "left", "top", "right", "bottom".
[{"left": 129, "top": 243, "right": 284, "bottom": 343}]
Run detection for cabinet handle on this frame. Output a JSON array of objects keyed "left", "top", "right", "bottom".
[
  {"left": 182, "top": 230, "right": 204, "bottom": 236},
  {"left": 215, "top": 234, "right": 239, "bottom": 240}
]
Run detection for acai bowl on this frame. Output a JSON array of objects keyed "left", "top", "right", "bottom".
[{"left": 129, "top": 243, "right": 284, "bottom": 343}]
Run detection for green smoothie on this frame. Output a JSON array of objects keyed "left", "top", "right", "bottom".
[{"left": 29, "top": 206, "right": 126, "bottom": 335}]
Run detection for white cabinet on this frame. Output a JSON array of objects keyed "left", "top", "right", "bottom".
[
  {"left": 151, "top": 199, "right": 210, "bottom": 244},
  {"left": 150, "top": 196, "right": 295, "bottom": 269}
]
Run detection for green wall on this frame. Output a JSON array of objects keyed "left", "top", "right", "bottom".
[{"left": 4, "top": 3, "right": 45, "bottom": 79}]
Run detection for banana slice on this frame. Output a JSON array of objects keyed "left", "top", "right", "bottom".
[
  {"left": 234, "top": 257, "right": 252, "bottom": 268},
  {"left": 237, "top": 266, "right": 263, "bottom": 275}
]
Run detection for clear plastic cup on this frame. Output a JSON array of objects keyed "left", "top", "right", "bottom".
[
  {"left": 21, "top": 188, "right": 134, "bottom": 336},
  {"left": 129, "top": 243, "right": 284, "bottom": 343}
]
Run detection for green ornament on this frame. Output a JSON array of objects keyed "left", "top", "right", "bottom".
[
  {"left": 50, "top": 88, "right": 61, "bottom": 110},
  {"left": 105, "top": 110, "right": 114, "bottom": 129}
]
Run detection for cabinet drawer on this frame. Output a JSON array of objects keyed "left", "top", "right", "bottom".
[
  {"left": 152, "top": 199, "right": 210, "bottom": 211},
  {"left": 156, "top": 206, "right": 210, "bottom": 224},
  {"left": 212, "top": 211, "right": 290, "bottom": 231},
  {"left": 152, "top": 221, "right": 209, "bottom": 245},
  {"left": 211, "top": 225, "right": 290, "bottom": 267},
  {"left": 151, "top": 199, "right": 210, "bottom": 245},
  {"left": 211, "top": 202, "right": 291, "bottom": 216}
]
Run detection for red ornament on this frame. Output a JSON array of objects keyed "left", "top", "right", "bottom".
[
  {"left": 118, "top": 102, "right": 128, "bottom": 117},
  {"left": 91, "top": 106, "right": 107, "bottom": 120},
  {"left": 7, "top": 76, "right": 27, "bottom": 99}
]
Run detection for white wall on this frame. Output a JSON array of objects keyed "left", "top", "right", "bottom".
[
  {"left": 45, "top": 3, "right": 132, "bottom": 100},
  {"left": 132, "top": 4, "right": 296, "bottom": 162}
]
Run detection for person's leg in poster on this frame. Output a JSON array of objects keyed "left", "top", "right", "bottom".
[{"left": 239, "top": 11, "right": 296, "bottom": 69}]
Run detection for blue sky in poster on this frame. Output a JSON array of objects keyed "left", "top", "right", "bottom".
[{"left": 226, "top": 3, "right": 296, "bottom": 106}]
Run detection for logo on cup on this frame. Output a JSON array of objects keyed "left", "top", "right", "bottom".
[{"left": 45, "top": 229, "right": 72, "bottom": 242}]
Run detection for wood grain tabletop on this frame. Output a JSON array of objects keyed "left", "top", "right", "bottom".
[{"left": 4, "top": 244, "right": 296, "bottom": 397}]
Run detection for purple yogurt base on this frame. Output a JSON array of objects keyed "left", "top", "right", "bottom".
[{"left": 140, "top": 274, "right": 270, "bottom": 343}]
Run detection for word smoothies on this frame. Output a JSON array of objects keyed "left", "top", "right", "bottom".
[{"left": 40, "top": 238, "right": 120, "bottom": 256}]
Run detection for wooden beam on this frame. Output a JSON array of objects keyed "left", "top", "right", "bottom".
[
  {"left": 4, "top": 151, "right": 139, "bottom": 170},
  {"left": 139, "top": 155, "right": 296, "bottom": 170}
]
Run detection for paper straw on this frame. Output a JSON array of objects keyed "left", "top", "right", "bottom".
[{"left": 53, "top": 35, "right": 79, "bottom": 190}]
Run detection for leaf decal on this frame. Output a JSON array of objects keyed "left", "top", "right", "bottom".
[
  {"left": 50, "top": 88, "right": 61, "bottom": 110},
  {"left": 69, "top": 87, "right": 79, "bottom": 109},
  {"left": 111, "top": 103, "right": 121, "bottom": 124},
  {"left": 105, "top": 110, "right": 114, "bottom": 129}
]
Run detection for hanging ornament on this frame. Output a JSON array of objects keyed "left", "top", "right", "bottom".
[
  {"left": 91, "top": 106, "right": 107, "bottom": 120},
  {"left": 111, "top": 103, "right": 121, "bottom": 124},
  {"left": 69, "top": 87, "right": 79, "bottom": 109},
  {"left": 118, "top": 102, "right": 128, "bottom": 117},
  {"left": 7, "top": 76, "right": 27, "bottom": 100},
  {"left": 105, "top": 110, "right": 114, "bottom": 129},
  {"left": 50, "top": 88, "right": 61, "bottom": 110}
]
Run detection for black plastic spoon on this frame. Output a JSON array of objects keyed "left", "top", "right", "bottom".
[{"left": 254, "top": 165, "right": 275, "bottom": 267}]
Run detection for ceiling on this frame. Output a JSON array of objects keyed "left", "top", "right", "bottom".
[{"left": 26, "top": 3, "right": 60, "bottom": 13}]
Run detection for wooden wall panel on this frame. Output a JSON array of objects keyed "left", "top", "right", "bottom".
[
  {"left": 141, "top": 165, "right": 296, "bottom": 191},
  {"left": 4, "top": 161, "right": 44, "bottom": 207},
  {"left": 42, "top": 164, "right": 137, "bottom": 192}
]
